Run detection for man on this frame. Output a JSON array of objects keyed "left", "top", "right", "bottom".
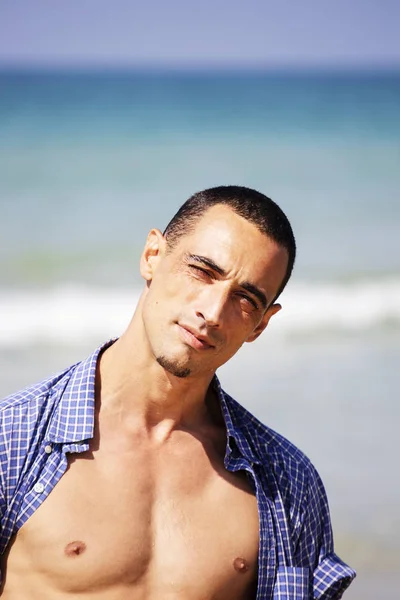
[{"left": 0, "top": 186, "right": 355, "bottom": 599}]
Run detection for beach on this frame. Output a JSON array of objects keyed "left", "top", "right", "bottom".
[{"left": 1, "top": 69, "right": 399, "bottom": 598}]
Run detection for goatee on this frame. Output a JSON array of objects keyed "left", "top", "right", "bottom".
[{"left": 156, "top": 355, "right": 191, "bottom": 379}]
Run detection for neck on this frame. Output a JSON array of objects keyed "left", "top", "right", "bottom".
[{"left": 97, "top": 323, "right": 218, "bottom": 438}]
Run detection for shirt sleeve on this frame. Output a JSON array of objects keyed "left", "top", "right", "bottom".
[
  {"left": 0, "top": 407, "right": 9, "bottom": 586},
  {"left": 0, "top": 408, "right": 8, "bottom": 522},
  {"left": 294, "top": 464, "right": 356, "bottom": 599}
]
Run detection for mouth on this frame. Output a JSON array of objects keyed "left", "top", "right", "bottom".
[{"left": 177, "top": 324, "right": 215, "bottom": 350}]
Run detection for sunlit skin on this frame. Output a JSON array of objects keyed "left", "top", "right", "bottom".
[{"left": 1, "top": 205, "right": 289, "bottom": 599}]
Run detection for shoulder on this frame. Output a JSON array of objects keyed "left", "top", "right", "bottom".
[
  {"left": 0, "top": 364, "right": 76, "bottom": 413},
  {"left": 225, "top": 391, "right": 313, "bottom": 469},
  {"left": 0, "top": 364, "right": 80, "bottom": 454},
  {"left": 223, "top": 391, "right": 322, "bottom": 509}
]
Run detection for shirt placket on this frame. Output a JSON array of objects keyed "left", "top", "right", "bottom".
[
  {"left": 251, "top": 466, "right": 277, "bottom": 600},
  {"left": 225, "top": 446, "right": 276, "bottom": 600}
]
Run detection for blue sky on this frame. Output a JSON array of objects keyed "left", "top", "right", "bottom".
[{"left": 1, "top": 0, "right": 399, "bottom": 68}]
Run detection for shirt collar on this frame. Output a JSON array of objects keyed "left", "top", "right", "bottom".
[
  {"left": 47, "top": 341, "right": 262, "bottom": 466},
  {"left": 213, "top": 376, "right": 263, "bottom": 466},
  {"left": 47, "top": 339, "right": 115, "bottom": 444}
]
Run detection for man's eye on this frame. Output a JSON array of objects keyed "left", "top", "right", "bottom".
[
  {"left": 189, "top": 265, "right": 212, "bottom": 278},
  {"left": 238, "top": 294, "right": 258, "bottom": 311}
]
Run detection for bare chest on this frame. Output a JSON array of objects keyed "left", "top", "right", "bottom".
[{"left": 7, "top": 435, "right": 259, "bottom": 598}]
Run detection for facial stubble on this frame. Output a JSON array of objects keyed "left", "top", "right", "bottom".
[{"left": 156, "top": 355, "right": 192, "bottom": 379}]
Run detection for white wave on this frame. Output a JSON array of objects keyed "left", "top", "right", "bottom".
[
  {"left": 0, "top": 278, "right": 399, "bottom": 348},
  {"left": 0, "top": 285, "right": 140, "bottom": 348},
  {"left": 273, "top": 277, "right": 400, "bottom": 336}
]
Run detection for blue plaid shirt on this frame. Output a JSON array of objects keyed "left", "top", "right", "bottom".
[{"left": 0, "top": 341, "right": 355, "bottom": 599}]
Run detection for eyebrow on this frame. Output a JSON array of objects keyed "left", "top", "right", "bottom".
[
  {"left": 186, "top": 254, "right": 226, "bottom": 276},
  {"left": 185, "top": 254, "right": 268, "bottom": 309}
]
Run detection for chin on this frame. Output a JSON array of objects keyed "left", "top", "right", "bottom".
[{"left": 156, "top": 355, "right": 192, "bottom": 379}]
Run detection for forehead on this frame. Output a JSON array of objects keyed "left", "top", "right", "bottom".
[{"left": 173, "top": 205, "right": 288, "bottom": 293}]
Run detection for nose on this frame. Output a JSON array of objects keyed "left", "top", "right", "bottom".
[{"left": 195, "top": 284, "right": 229, "bottom": 328}]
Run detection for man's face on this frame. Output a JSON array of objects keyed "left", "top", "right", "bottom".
[{"left": 139, "top": 205, "right": 288, "bottom": 379}]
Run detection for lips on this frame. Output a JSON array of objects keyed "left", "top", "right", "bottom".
[{"left": 178, "top": 324, "right": 215, "bottom": 350}]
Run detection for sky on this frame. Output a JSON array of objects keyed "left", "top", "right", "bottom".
[{"left": 1, "top": 0, "right": 400, "bottom": 69}]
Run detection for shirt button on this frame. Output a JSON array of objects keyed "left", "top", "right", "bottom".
[
  {"left": 44, "top": 444, "right": 52, "bottom": 454},
  {"left": 34, "top": 483, "right": 44, "bottom": 494}
]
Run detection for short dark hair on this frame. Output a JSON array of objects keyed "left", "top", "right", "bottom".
[{"left": 163, "top": 185, "right": 296, "bottom": 303}]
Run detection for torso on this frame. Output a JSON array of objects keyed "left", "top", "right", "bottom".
[{"left": 1, "top": 406, "right": 259, "bottom": 599}]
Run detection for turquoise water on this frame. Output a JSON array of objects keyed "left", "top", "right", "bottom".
[
  {"left": 1, "top": 71, "right": 399, "bottom": 284},
  {"left": 1, "top": 70, "right": 399, "bottom": 597},
  {"left": 1, "top": 70, "right": 399, "bottom": 338}
]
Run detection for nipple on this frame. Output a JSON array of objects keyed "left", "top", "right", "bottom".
[
  {"left": 64, "top": 541, "right": 87, "bottom": 557},
  {"left": 233, "top": 557, "right": 249, "bottom": 573}
]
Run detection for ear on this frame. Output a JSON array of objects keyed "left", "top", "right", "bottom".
[
  {"left": 139, "top": 229, "right": 166, "bottom": 282},
  {"left": 246, "top": 303, "right": 282, "bottom": 343}
]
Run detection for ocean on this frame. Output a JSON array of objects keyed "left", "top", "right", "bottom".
[{"left": 1, "top": 69, "right": 399, "bottom": 598}]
